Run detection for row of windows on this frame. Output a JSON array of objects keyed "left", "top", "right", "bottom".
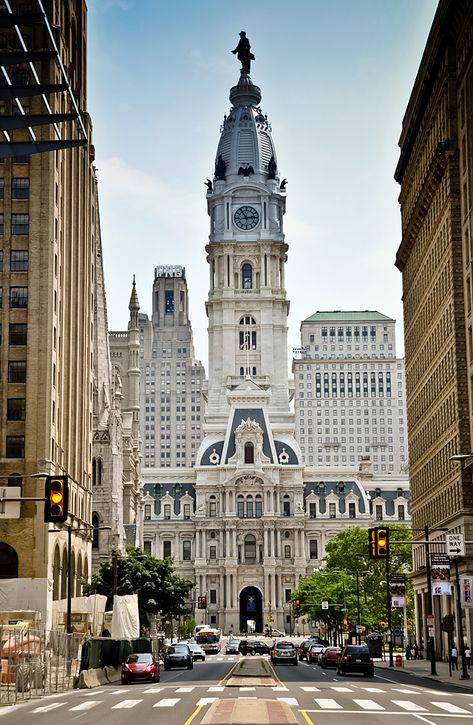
[
  {"left": 320, "top": 326, "right": 382, "bottom": 341},
  {"left": 0, "top": 250, "right": 29, "bottom": 271},
  {"left": 0, "top": 287, "right": 28, "bottom": 307},
  {"left": 0, "top": 178, "right": 29, "bottom": 199},
  {"left": 0, "top": 214, "right": 29, "bottom": 235},
  {"left": 155, "top": 537, "right": 319, "bottom": 561}
]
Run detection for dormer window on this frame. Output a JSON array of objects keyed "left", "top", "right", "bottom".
[
  {"left": 163, "top": 504, "right": 171, "bottom": 520},
  {"left": 244, "top": 442, "right": 254, "bottom": 464}
]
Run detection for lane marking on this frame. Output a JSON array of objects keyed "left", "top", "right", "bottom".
[
  {"left": 301, "top": 686, "right": 321, "bottom": 692},
  {"left": 207, "top": 686, "right": 225, "bottom": 692},
  {"left": 331, "top": 686, "right": 354, "bottom": 692},
  {"left": 153, "top": 698, "right": 181, "bottom": 707},
  {"left": 353, "top": 699, "right": 385, "bottom": 711},
  {"left": 69, "top": 700, "right": 102, "bottom": 711},
  {"left": 182, "top": 704, "right": 203, "bottom": 725},
  {"left": 31, "top": 703, "right": 64, "bottom": 713},
  {"left": 196, "top": 697, "right": 219, "bottom": 705},
  {"left": 392, "top": 700, "right": 427, "bottom": 712},
  {"left": 314, "top": 698, "right": 343, "bottom": 710},
  {"left": 143, "top": 687, "right": 164, "bottom": 693},
  {"left": 300, "top": 711, "right": 316, "bottom": 725},
  {"left": 430, "top": 701, "right": 471, "bottom": 713},
  {"left": 111, "top": 699, "right": 143, "bottom": 709},
  {"left": 277, "top": 697, "right": 299, "bottom": 706},
  {"left": 176, "top": 686, "right": 195, "bottom": 692}
]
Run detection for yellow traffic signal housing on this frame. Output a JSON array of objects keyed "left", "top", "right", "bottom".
[
  {"left": 44, "top": 475, "right": 69, "bottom": 523},
  {"left": 293, "top": 599, "right": 301, "bottom": 611},
  {"left": 198, "top": 595, "right": 207, "bottom": 609},
  {"left": 368, "top": 526, "right": 389, "bottom": 559}
]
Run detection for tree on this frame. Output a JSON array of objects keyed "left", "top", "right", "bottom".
[
  {"left": 292, "top": 526, "right": 414, "bottom": 636},
  {"left": 83, "top": 547, "right": 193, "bottom": 628}
]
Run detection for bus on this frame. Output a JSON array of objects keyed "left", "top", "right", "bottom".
[{"left": 195, "top": 628, "right": 221, "bottom": 654}]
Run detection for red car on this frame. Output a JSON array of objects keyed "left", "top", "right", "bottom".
[
  {"left": 121, "top": 652, "right": 160, "bottom": 684},
  {"left": 320, "top": 647, "right": 341, "bottom": 668}
]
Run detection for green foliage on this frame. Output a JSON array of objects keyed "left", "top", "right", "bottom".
[
  {"left": 83, "top": 547, "right": 193, "bottom": 627},
  {"left": 292, "top": 526, "right": 414, "bottom": 634}
]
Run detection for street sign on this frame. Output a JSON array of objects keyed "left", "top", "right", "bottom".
[
  {"left": 446, "top": 533, "right": 465, "bottom": 557},
  {"left": 321, "top": 600, "right": 329, "bottom": 610}
]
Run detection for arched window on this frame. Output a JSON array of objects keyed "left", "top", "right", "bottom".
[
  {"left": 282, "top": 495, "right": 290, "bottom": 516},
  {"left": 208, "top": 495, "right": 217, "bottom": 517},
  {"left": 0, "top": 543, "right": 18, "bottom": 578},
  {"left": 76, "top": 555, "right": 83, "bottom": 597},
  {"left": 242, "top": 263, "right": 252, "bottom": 289},
  {"left": 246, "top": 495, "right": 254, "bottom": 518},
  {"left": 244, "top": 442, "right": 254, "bottom": 464},
  {"left": 244, "top": 534, "right": 256, "bottom": 561},
  {"left": 92, "top": 458, "right": 96, "bottom": 485},
  {"left": 239, "top": 316, "right": 256, "bottom": 325},
  {"left": 53, "top": 545, "right": 61, "bottom": 600},
  {"left": 92, "top": 512, "right": 100, "bottom": 548},
  {"left": 255, "top": 495, "right": 262, "bottom": 518},
  {"left": 237, "top": 495, "right": 245, "bottom": 518},
  {"left": 61, "top": 548, "right": 68, "bottom": 599}
]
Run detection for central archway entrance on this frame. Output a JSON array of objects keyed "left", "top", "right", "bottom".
[{"left": 239, "top": 586, "right": 263, "bottom": 633}]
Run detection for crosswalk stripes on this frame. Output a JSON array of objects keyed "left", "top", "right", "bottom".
[
  {"left": 111, "top": 699, "right": 143, "bottom": 709},
  {"left": 153, "top": 698, "right": 180, "bottom": 707},
  {"left": 314, "top": 698, "right": 343, "bottom": 710},
  {"left": 431, "top": 701, "right": 472, "bottom": 714},
  {"left": 69, "top": 701, "right": 102, "bottom": 711},
  {"left": 352, "top": 699, "right": 385, "bottom": 710},
  {"left": 391, "top": 700, "right": 427, "bottom": 712},
  {"left": 31, "top": 703, "right": 64, "bottom": 713}
]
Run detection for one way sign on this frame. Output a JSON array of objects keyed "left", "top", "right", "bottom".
[{"left": 446, "top": 533, "right": 465, "bottom": 557}]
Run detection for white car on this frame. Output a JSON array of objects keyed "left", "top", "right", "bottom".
[{"left": 187, "top": 643, "right": 206, "bottom": 661}]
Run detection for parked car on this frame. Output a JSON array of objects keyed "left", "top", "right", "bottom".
[
  {"left": 320, "top": 647, "right": 341, "bottom": 668},
  {"left": 187, "top": 643, "right": 206, "bottom": 661},
  {"left": 163, "top": 643, "right": 193, "bottom": 670},
  {"left": 307, "top": 643, "right": 325, "bottom": 664},
  {"left": 337, "top": 644, "right": 374, "bottom": 677},
  {"left": 270, "top": 640, "right": 298, "bottom": 666},
  {"left": 239, "top": 640, "right": 270, "bottom": 656},
  {"left": 225, "top": 638, "right": 241, "bottom": 654},
  {"left": 121, "top": 653, "right": 160, "bottom": 684}
]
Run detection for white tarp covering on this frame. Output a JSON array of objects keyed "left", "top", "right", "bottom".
[
  {"left": 111, "top": 594, "right": 139, "bottom": 639},
  {"left": 0, "top": 578, "right": 49, "bottom": 626}
]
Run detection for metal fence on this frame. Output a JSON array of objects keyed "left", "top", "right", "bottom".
[{"left": 0, "top": 628, "right": 84, "bottom": 705}]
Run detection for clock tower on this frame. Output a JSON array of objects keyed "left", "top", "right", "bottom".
[{"left": 205, "top": 64, "right": 290, "bottom": 417}]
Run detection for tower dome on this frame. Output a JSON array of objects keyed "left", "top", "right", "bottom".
[{"left": 214, "top": 70, "right": 278, "bottom": 186}]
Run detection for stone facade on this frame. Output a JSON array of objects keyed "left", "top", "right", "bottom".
[
  {"left": 293, "top": 310, "right": 407, "bottom": 473},
  {"left": 0, "top": 0, "right": 95, "bottom": 627},
  {"left": 395, "top": 0, "right": 473, "bottom": 654},
  {"left": 142, "top": 65, "right": 410, "bottom": 634}
]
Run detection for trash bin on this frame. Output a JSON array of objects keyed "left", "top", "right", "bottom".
[{"left": 395, "top": 654, "right": 403, "bottom": 668}]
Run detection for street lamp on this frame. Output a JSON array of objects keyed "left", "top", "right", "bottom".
[{"left": 449, "top": 454, "right": 473, "bottom": 680}]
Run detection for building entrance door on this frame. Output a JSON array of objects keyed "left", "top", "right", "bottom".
[{"left": 239, "top": 586, "right": 263, "bottom": 633}]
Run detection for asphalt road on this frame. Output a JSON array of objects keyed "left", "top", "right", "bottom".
[{"left": 2, "top": 652, "right": 473, "bottom": 724}]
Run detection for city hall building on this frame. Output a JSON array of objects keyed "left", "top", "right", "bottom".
[{"left": 141, "top": 54, "right": 410, "bottom": 634}]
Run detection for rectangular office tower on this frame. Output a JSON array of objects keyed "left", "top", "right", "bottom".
[
  {"left": 0, "top": 1, "right": 96, "bottom": 627},
  {"left": 395, "top": 0, "right": 473, "bottom": 651},
  {"left": 293, "top": 311, "right": 407, "bottom": 473},
  {"left": 139, "top": 265, "right": 205, "bottom": 468}
]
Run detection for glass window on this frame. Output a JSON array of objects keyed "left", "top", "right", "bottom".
[
  {"left": 9, "top": 323, "right": 27, "bottom": 345},
  {"left": 7, "top": 398, "right": 25, "bottom": 421},
  {"left": 183, "top": 540, "right": 191, "bottom": 560},
  {"left": 209, "top": 545, "right": 217, "bottom": 559},
  {"left": 255, "top": 496, "right": 262, "bottom": 517},
  {"left": 163, "top": 504, "right": 171, "bottom": 519},
  {"left": 0, "top": 179, "right": 4, "bottom": 198},
  {"left": 210, "top": 589, "right": 217, "bottom": 604},
  {"left": 163, "top": 540, "right": 171, "bottom": 558},
  {"left": 10, "top": 250, "right": 28, "bottom": 271},
  {"left": 11, "top": 214, "right": 29, "bottom": 235},
  {"left": 6, "top": 435, "right": 25, "bottom": 458},
  {"left": 329, "top": 502, "right": 336, "bottom": 518},
  {"left": 10, "top": 287, "right": 28, "bottom": 307},
  {"left": 165, "top": 290, "right": 174, "bottom": 312},
  {"left": 183, "top": 503, "right": 191, "bottom": 519},
  {"left": 244, "top": 442, "right": 254, "bottom": 464},
  {"left": 0, "top": 251, "right": 2, "bottom": 271},
  {"left": 282, "top": 496, "right": 290, "bottom": 516},
  {"left": 144, "top": 504, "right": 151, "bottom": 520},
  {"left": 242, "top": 263, "right": 252, "bottom": 289},
  {"left": 309, "top": 540, "right": 318, "bottom": 559},
  {"left": 244, "top": 534, "right": 256, "bottom": 561},
  {"left": 309, "top": 502, "right": 316, "bottom": 518},
  {"left": 11, "top": 178, "right": 29, "bottom": 199},
  {"left": 349, "top": 502, "right": 356, "bottom": 518},
  {"left": 209, "top": 498, "right": 217, "bottom": 517},
  {"left": 143, "top": 541, "right": 152, "bottom": 555},
  {"left": 0, "top": 214, "right": 3, "bottom": 234},
  {"left": 284, "top": 544, "right": 291, "bottom": 559},
  {"left": 237, "top": 496, "right": 244, "bottom": 517},
  {"left": 375, "top": 504, "right": 383, "bottom": 520},
  {"left": 8, "top": 360, "right": 26, "bottom": 382}
]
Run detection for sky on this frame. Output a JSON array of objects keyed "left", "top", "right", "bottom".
[{"left": 87, "top": 0, "right": 439, "bottom": 369}]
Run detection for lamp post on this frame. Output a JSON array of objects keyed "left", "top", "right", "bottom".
[{"left": 449, "top": 453, "right": 473, "bottom": 680}]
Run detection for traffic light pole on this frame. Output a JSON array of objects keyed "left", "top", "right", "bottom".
[
  {"left": 386, "top": 554, "right": 394, "bottom": 667},
  {"left": 425, "top": 526, "right": 437, "bottom": 676}
]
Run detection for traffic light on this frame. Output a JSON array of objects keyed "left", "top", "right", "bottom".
[
  {"left": 44, "top": 475, "right": 69, "bottom": 523},
  {"left": 198, "top": 595, "right": 207, "bottom": 609},
  {"left": 293, "top": 599, "right": 301, "bottom": 612},
  {"left": 368, "top": 526, "right": 389, "bottom": 559}
]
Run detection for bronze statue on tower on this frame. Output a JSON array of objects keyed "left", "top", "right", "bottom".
[{"left": 232, "top": 31, "right": 255, "bottom": 73}]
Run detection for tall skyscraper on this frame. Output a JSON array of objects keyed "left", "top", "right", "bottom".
[
  {"left": 293, "top": 311, "right": 407, "bottom": 472},
  {"left": 0, "top": 0, "right": 95, "bottom": 627},
  {"left": 395, "top": 0, "right": 473, "bottom": 651},
  {"left": 142, "top": 42, "right": 410, "bottom": 634},
  {"left": 139, "top": 265, "right": 205, "bottom": 469}
]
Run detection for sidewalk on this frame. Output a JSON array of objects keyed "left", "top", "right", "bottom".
[{"left": 376, "top": 655, "right": 473, "bottom": 688}]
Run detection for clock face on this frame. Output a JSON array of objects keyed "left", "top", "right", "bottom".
[{"left": 234, "top": 205, "right": 259, "bottom": 230}]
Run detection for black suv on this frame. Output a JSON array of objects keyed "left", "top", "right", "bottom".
[
  {"left": 239, "top": 640, "right": 270, "bottom": 656},
  {"left": 337, "top": 645, "right": 374, "bottom": 677}
]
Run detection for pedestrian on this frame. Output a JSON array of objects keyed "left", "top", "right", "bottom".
[
  {"left": 405, "top": 643, "right": 411, "bottom": 660},
  {"left": 413, "top": 642, "right": 419, "bottom": 660},
  {"left": 451, "top": 645, "right": 458, "bottom": 670},
  {"left": 465, "top": 645, "right": 471, "bottom": 669}
]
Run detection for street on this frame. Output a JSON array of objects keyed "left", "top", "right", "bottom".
[{"left": 2, "top": 650, "right": 473, "bottom": 724}]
